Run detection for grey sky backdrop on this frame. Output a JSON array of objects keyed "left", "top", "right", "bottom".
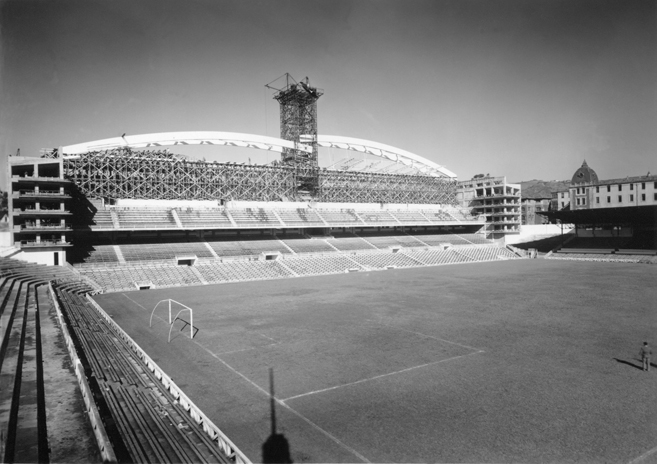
[{"left": 1, "top": 0, "right": 655, "bottom": 189}]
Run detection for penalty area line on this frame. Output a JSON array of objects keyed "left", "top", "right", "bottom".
[
  {"left": 628, "top": 444, "right": 657, "bottom": 464},
  {"left": 190, "top": 339, "right": 371, "bottom": 463},
  {"left": 120, "top": 292, "right": 369, "bottom": 461},
  {"left": 281, "top": 350, "right": 484, "bottom": 402},
  {"left": 366, "top": 318, "right": 482, "bottom": 352}
]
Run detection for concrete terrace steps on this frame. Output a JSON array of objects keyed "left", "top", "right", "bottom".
[{"left": 55, "top": 287, "right": 234, "bottom": 464}]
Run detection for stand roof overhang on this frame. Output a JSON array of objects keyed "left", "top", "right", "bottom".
[{"left": 540, "top": 205, "right": 657, "bottom": 226}]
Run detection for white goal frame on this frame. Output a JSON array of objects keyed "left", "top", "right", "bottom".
[{"left": 150, "top": 299, "right": 196, "bottom": 343}]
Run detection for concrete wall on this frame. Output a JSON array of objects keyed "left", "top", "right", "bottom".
[
  {"left": 505, "top": 224, "right": 574, "bottom": 245},
  {"left": 13, "top": 249, "right": 66, "bottom": 266}
]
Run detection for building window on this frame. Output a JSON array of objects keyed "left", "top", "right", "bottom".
[
  {"left": 618, "top": 185, "right": 622, "bottom": 191},
  {"left": 654, "top": 182, "right": 657, "bottom": 189},
  {"left": 642, "top": 194, "right": 646, "bottom": 201},
  {"left": 596, "top": 197, "right": 600, "bottom": 204},
  {"left": 561, "top": 192, "right": 564, "bottom": 198},
  {"left": 654, "top": 192, "right": 657, "bottom": 200},
  {"left": 607, "top": 185, "right": 611, "bottom": 192},
  {"left": 630, "top": 194, "right": 634, "bottom": 201},
  {"left": 596, "top": 186, "right": 599, "bottom": 193},
  {"left": 618, "top": 195, "right": 622, "bottom": 202},
  {"left": 630, "top": 184, "right": 634, "bottom": 191},
  {"left": 642, "top": 183, "right": 646, "bottom": 189},
  {"left": 607, "top": 196, "right": 611, "bottom": 203},
  {"left": 576, "top": 198, "right": 580, "bottom": 205},
  {"left": 582, "top": 198, "right": 586, "bottom": 205}
]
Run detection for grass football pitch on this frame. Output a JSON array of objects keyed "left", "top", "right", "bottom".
[{"left": 94, "top": 259, "right": 657, "bottom": 463}]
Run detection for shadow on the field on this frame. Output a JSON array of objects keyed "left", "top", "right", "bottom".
[
  {"left": 613, "top": 358, "right": 644, "bottom": 370},
  {"left": 262, "top": 368, "right": 293, "bottom": 464}
]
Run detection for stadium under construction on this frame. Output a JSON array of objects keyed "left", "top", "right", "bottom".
[{"left": 2, "top": 76, "right": 654, "bottom": 463}]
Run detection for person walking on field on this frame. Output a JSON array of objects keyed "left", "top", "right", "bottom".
[{"left": 640, "top": 342, "right": 652, "bottom": 371}]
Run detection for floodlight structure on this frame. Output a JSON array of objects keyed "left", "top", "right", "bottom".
[{"left": 266, "top": 74, "right": 323, "bottom": 196}]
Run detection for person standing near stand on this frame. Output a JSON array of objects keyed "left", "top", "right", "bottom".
[{"left": 640, "top": 342, "right": 652, "bottom": 371}]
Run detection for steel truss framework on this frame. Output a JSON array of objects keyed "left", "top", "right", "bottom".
[
  {"left": 62, "top": 149, "right": 458, "bottom": 205},
  {"left": 64, "top": 150, "right": 296, "bottom": 202},
  {"left": 273, "top": 77, "right": 322, "bottom": 168}
]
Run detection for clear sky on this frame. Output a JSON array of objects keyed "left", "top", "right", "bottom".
[{"left": 1, "top": 0, "right": 654, "bottom": 189}]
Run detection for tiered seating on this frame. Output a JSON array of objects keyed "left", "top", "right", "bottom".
[
  {"left": 279, "top": 235, "right": 336, "bottom": 254},
  {"left": 228, "top": 208, "right": 281, "bottom": 227},
  {"left": 116, "top": 209, "right": 177, "bottom": 228},
  {"left": 456, "top": 233, "right": 492, "bottom": 245},
  {"left": 389, "top": 210, "right": 431, "bottom": 224},
  {"left": 90, "top": 210, "right": 114, "bottom": 229},
  {"left": 54, "top": 288, "right": 233, "bottom": 463},
  {"left": 325, "top": 233, "right": 376, "bottom": 252},
  {"left": 282, "top": 255, "right": 363, "bottom": 276},
  {"left": 357, "top": 233, "right": 426, "bottom": 249},
  {"left": 207, "top": 236, "right": 291, "bottom": 257},
  {"left": 197, "top": 260, "right": 293, "bottom": 283},
  {"left": 0, "top": 259, "right": 95, "bottom": 463},
  {"left": 422, "top": 210, "right": 454, "bottom": 222},
  {"left": 119, "top": 240, "right": 214, "bottom": 262},
  {"left": 350, "top": 252, "right": 422, "bottom": 269},
  {"left": 84, "top": 244, "right": 120, "bottom": 264},
  {"left": 79, "top": 265, "right": 203, "bottom": 292},
  {"left": 403, "top": 248, "right": 473, "bottom": 266},
  {"left": 357, "top": 210, "right": 397, "bottom": 225},
  {"left": 454, "top": 246, "right": 511, "bottom": 262},
  {"left": 315, "top": 209, "right": 362, "bottom": 225},
  {"left": 176, "top": 208, "right": 233, "bottom": 228},
  {"left": 275, "top": 209, "right": 325, "bottom": 226},
  {"left": 412, "top": 233, "right": 473, "bottom": 246}
]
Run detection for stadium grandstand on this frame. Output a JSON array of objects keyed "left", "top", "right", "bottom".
[
  {"left": 0, "top": 75, "right": 534, "bottom": 462},
  {"left": 539, "top": 161, "right": 657, "bottom": 263}
]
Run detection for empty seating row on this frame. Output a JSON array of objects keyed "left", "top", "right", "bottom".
[
  {"left": 197, "top": 260, "right": 293, "bottom": 283},
  {"left": 116, "top": 209, "right": 177, "bottom": 228},
  {"left": 357, "top": 233, "right": 426, "bottom": 249},
  {"left": 325, "top": 234, "right": 376, "bottom": 251},
  {"left": 79, "top": 265, "right": 203, "bottom": 292},
  {"left": 119, "top": 241, "right": 214, "bottom": 261},
  {"left": 82, "top": 206, "right": 478, "bottom": 231},
  {"left": 91, "top": 210, "right": 114, "bottom": 229},
  {"left": 0, "top": 259, "right": 96, "bottom": 463},
  {"left": 275, "top": 209, "right": 326, "bottom": 226},
  {"left": 279, "top": 236, "right": 337, "bottom": 254},
  {"left": 350, "top": 252, "right": 423, "bottom": 269},
  {"left": 207, "top": 237, "right": 291, "bottom": 257},
  {"left": 176, "top": 208, "right": 233, "bottom": 227},
  {"left": 282, "top": 255, "right": 363, "bottom": 276},
  {"left": 55, "top": 288, "right": 233, "bottom": 463},
  {"left": 84, "top": 245, "right": 120, "bottom": 264},
  {"left": 228, "top": 208, "right": 281, "bottom": 227}
]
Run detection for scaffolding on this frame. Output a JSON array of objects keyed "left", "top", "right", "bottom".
[
  {"left": 267, "top": 74, "right": 323, "bottom": 195},
  {"left": 61, "top": 149, "right": 458, "bottom": 205}
]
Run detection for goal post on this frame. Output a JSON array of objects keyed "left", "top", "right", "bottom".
[{"left": 150, "top": 299, "right": 198, "bottom": 343}]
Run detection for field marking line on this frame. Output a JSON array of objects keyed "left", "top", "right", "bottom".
[
  {"left": 122, "top": 292, "right": 280, "bottom": 352},
  {"left": 281, "top": 350, "right": 484, "bottom": 402},
  {"left": 119, "top": 292, "right": 370, "bottom": 461},
  {"left": 628, "top": 444, "right": 657, "bottom": 464},
  {"left": 190, "top": 339, "right": 371, "bottom": 463},
  {"left": 121, "top": 292, "right": 148, "bottom": 310},
  {"left": 366, "top": 318, "right": 482, "bottom": 352}
]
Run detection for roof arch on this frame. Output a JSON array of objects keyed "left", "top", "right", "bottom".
[
  {"left": 310, "top": 135, "right": 457, "bottom": 178},
  {"left": 61, "top": 131, "right": 312, "bottom": 156},
  {"left": 61, "top": 131, "right": 457, "bottom": 178}
]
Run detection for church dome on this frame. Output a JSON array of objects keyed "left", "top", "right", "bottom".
[{"left": 571, "top": 160, "right": 599, "bottom": 184}]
